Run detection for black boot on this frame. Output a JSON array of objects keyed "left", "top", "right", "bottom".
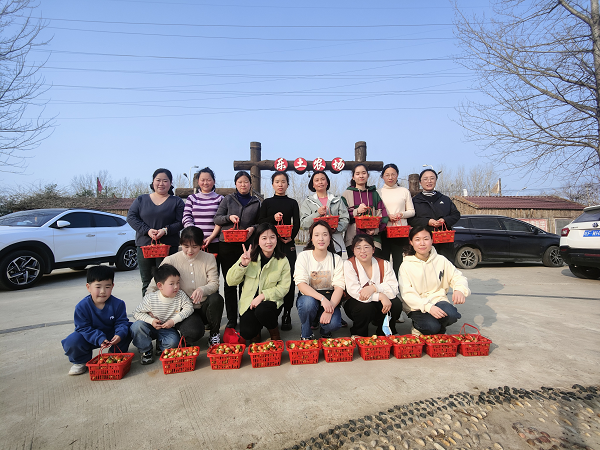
[{"left": 281, "top": 309, "right": 292, "bottom": 331}]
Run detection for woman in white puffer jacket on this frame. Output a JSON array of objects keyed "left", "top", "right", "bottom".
[{"left": 399, "top": 226, "right": 470, "bottom": 335}]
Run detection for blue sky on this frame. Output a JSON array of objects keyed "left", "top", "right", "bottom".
[{"left": 3, "top": 0, "right": 553, "bottom": 195}]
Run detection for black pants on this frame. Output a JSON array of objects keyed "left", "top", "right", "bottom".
[
  {"left": 176, "top": 292, "right": 224, "bottom": 341},
  {"left": 205, "top": 242, "right": 221, "bottom": 275},
  {"left": 239, "top": 301, "right": 279, "bottom": 340},
  {"left": 434, "top": 242, "right": 454, "bottom": 262},
  {"left": 380, "top": 235, "right": 407, "bottom": 279},
  {"left": 281, "top": 242, "right": 297, "bottom": 313},
  {"left": 219, "top": 241, "right": 248, "bottom": 323},
  {"left": 344, "top": 296, "right": 403, "bottom": 337}
]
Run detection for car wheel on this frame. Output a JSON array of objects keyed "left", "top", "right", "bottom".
[
  {"left": 455, "top": 246, "right": 479, "bottom": 269},
  {"left": 116, "top": 245, "right": 138, "bottom": 270},
  {"left": 542, "top": 245, "right": 563, "bottom": 267},
  {"left": 70, "top": 265, "right": 88, "bottom": 271},
  {"left": 569, "top": 264, "right": 600, "bottom": 280},
  {"left": 0, "top": 250, "right": 45, "bottom": 290}
]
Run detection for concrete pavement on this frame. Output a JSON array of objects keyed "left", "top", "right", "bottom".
[{"left": 0, "top": 262, "right": 598, "bottom": 449}]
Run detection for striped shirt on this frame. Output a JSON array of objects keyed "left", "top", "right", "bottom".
[
  {"left": 133, "top": 290, "right": 194, "bottom": 325},
  {"left": 182, "top": 191, "right": 224, "bottom": 243}
]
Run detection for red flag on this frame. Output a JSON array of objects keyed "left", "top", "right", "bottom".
[{"left": 97, "top": 177, "right": 103, "bottom": 193}]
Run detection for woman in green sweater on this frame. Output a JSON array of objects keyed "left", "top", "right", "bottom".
[
  {"left": 258, "top": 171, "right": 300, "bottom": 331},
  {"left": 225, "top": 223, "right": 291, "bottom": 342}
]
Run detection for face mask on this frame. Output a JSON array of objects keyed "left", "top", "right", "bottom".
[{"left": 382, "top": 313, "right": 392, "bottom": 336}]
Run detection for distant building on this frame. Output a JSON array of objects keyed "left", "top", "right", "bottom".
[{"left": 452, "top": 196, "right": 585, "bottom": 234}]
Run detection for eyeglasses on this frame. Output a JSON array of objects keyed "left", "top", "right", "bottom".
[{"left": 421, "top": 177, "right": 436, "bottom": 182}]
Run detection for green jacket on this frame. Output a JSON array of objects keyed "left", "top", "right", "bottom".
[{"left": 226, "top": 254, "right": 291, "bottom": 316}]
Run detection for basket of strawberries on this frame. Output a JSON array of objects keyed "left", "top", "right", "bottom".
[
  {"left": 421, "top": 334, "right": 459, "bottom": 358},
  {"left": 388, "top": 334, "right": 424, "bottom": 359},
  {"left": 86, "top": 347, "right": 134, "bottom": 381},
  {"left": 355, "top": 207, "right": 381, "bottom": 230},
  {"left": 319, "top": 337, "right": 355, "bottom": 363},
  {"left": 432, "top": 223, "right": 455, "bottom": 244},
  {"left": 314, "top": 213, "right": 339, "bottom": 230},
  {"left": 275, "top": 220, "right": 293, "bottom": 239},
  {"left": 286, "top": 339, "right": 321, "bottom": 365},
  {"left": 159, "top": 337, "right": 200, "bottom": 374},
  {"left": 451, "top": 323, "right": 492, "bottom": 356},
  {"left": 386, "top": 223, "right": 411, "bottom": 238},
  {"left": 222, "top": 222, "right": 249, "bottom": 243},
  {"left": 207, "top": 343, "right": 246, "bottom": 369},
  {"left": 140, "top": 239, "right": 170, "bottom": 258},
  {"left": 248, "top": 340, "right": 284, "bottom": 368},
  {"left": 355, "top": 335, "right": 392, "bottom": 361}
]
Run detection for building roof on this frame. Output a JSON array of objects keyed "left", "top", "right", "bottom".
[{"left": 452, "top": 195, "right": 585, "bottom": 211}]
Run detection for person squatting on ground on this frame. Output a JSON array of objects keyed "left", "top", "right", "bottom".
[
  {"left": 225, "top": 223, "right": 291, "bottom": 343},
  {"left": 146, "top": 226, "right": 224, "bottom": 347},
  {"left": 399, "top": 226, "right": 470, "bottom": 336},
  {"left": 131, "top": 264, "right": 194, "bottom": 365},
  {"left": 294, "top": 220, "right": 345, "bottom": 340},
  {"left": 343, "top": 234, "right": 402, "bottom": 337},
  {"left": 61, "top": 265, "right": 132, "bottom": 376},
  {"left": 214, "top": 170, "right": 261, "bottom": 330},
  {"left": 258, "top": 171, "right": 300, "bottom": 332}
]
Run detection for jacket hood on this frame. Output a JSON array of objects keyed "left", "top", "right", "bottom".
[
  {"left": 403, "top": 246, "right": 439, "bottom": 264},
  {"left": 346, "top": 185, "right": 377, "bottom": 192},
  {"left": 307, "top": 192, "right": 340, "bottom": 204}
]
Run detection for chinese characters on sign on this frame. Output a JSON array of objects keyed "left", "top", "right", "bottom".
[
  {"left": 293, "top": 158, "right": 307, "bottom": 173},
  {"left": 274, "top": 158, "right": 288, "bottom": 172},
  {"left": 312, "top": 158, "right": 326, "bottom": 171},
  {"left": 331, "top": 157, "right": 345, "bottom": 173}
]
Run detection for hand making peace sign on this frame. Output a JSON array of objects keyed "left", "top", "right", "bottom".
[{"left": 240, "top": 243, "right": 252, "bottom": 267}]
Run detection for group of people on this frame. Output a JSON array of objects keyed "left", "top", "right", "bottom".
[{"left": 61, "top": 164, "right": 470, "bottom": 375}]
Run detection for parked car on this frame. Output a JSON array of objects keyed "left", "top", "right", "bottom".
[
  {"left": 559, "top": 205, "right": 600, "bottom": 279},
  {"left": 0, "top": 209, "right": 138, "bottom": 290},
  {"left": 451, "top": 215, "right": 562, "bottom": 269}
]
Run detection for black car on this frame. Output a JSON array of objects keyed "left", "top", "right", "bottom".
[{"left": 450, "top": 215, "right": 562, "bottom": 269}]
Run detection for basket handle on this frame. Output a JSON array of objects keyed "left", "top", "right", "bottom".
[
  {"left": 276, "top": 219, "right": 285, "bottom": 226},
  {"left": 231, "top": 222, "right": 239, "bottom": 231},
  {"left": 151, "top": 238, "right": 162, "bottom": 246},
  {"left": 177, "top": 335, "right": 187, "bottom": 349},
  {"left": 96, "top": 344, "right": 124, "bottom": 367},
  {"left": 460, "top": 323, "right": 481, "bottom": 336},
  {"left": 434, "top": 223, "right": 449, "bottom": 232}
]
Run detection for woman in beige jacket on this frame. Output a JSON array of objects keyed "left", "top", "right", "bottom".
[{"left": 399, "top": 226, "right": 470, "bottom": 336}]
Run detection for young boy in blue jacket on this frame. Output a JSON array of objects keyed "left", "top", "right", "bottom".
[{"left": 61, "top": 265, "right": 132, "bottom": 375}]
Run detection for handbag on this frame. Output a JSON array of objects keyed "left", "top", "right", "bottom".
[{"left": 223, "top": 327, "right": 246, "bottom": 345}]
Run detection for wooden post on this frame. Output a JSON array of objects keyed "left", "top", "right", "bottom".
[
  {"left": 250, "top": 141, "right": 261, "bottom": 195},
  {"left": 408, "top": 174, "right": 421, "bottom": 197},
  {"left": 355, "top": 141, "right": 366, "bottom": 162}
]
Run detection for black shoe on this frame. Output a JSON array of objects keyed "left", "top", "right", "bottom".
[
  {"left": 321, "top": 332, "right": 332, "bottom": 339},
  {"left": 310, "top": 318, "right": 319, "bottom": 330},
  {"left": 281, "top": 310, "right": 292, "bottom": 331},
  {"left": 341, "top": 318, "right": 348, "bottom": 328},
  {"left": 155, "top": 342, "right": 162, "bottom": 357},
  {"left": 226, "top": 319, "right": 237, "bottom": 329},
  {"left": 301, "top": 334, "right": 315, "bottom": 340},
  {"left": 141, "top": 350, "right": 154, "bottom": 365}
]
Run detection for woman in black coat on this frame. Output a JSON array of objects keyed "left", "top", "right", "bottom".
[{"left": 408, "top": 169, "right": 460, "bottom": 260}]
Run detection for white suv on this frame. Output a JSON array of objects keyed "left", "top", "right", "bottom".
[
  {"left": 0, "top": 209, "right": 138, "bottom": 290},
  {"left": 560, "top": 205, "right": 600, "bottom": 279}
]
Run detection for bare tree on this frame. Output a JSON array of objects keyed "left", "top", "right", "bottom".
[
  {"left": 0, "top": 0, "right": 53, "bottom": 172},
  {"left": 454, "top": 0, "right": 600, "bottom": 183}
]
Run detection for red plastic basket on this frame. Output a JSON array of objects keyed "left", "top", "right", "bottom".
[
  {"left": 355, "top": 215, "right": 381, "bottom": 229},
  {"left": 388, "top": 334, "right": 424, "bottom": 359},
  {"left": 206, "top": 343, "right": 246, "bottom": 369},
  {"left": 314, "top": 215, "right": 339, "bottom": 230},
  {"left": 451, "top": 323, "right": 491, "bottom": 356},
  {"left": 222, "top": 222, "right": 249, "bottom": 243},
  {"left": 422, "top": 335, "right": 459, "bottom": 358},
  {"left": 432, "top": 223, "right": 455, "bottom": 244},
  {"left": 387, "top": 224, "right": 411, "bottom": 238},
  {"left": 248, "top": 340, "right": 284, "bottom": 368},
  {"left": 319, "top": 338, "right": 356, "bottom": 362},
  {"left": 159, "top": 337, "right": 200, "bottom": 374},
  {"left": 286, "top": 340, "right": 321, "bottom": 365},
  {"left": 355, "top": 336, "right": 393, "bottom": 361},
  {"left": 141, "top": 239, "right": 171, "bottom": 258},
  {"left": 275, "top": 220, "right": 293, "bottom": 239},
  {"left": 86, "top": 347, "right": 134, "bottom": 381}
]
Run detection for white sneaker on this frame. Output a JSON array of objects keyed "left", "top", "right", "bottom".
[
  {"left": 411, "top": 327, "right": 422, "bottom": 337},
  {"left": 68, "top": 363, "right": 87, "bottom": 376}
]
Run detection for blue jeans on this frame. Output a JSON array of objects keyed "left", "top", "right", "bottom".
[
  {"left": 62, "top": 330, "right": 132, "bottom": 364},
  {"left": 408, "top": 301, "right": 461, "bottom": 335},
  {"left": 296, "top": 295, "right": 342, "bottom": 339},
  {"left": 130, "top": 320, "right": 181, "bottom": 353}
]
